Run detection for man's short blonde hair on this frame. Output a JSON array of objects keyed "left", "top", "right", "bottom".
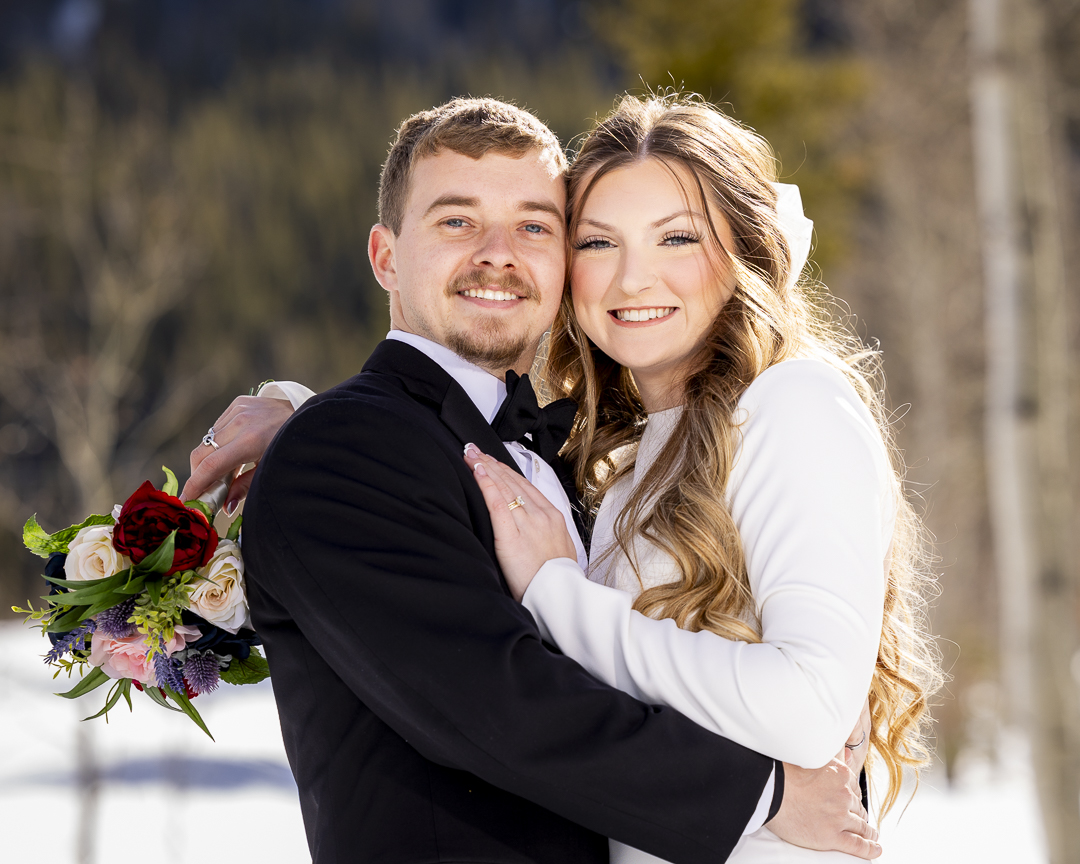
[{"left": 378, "top": 97, "right": 567, "bottom": 235}]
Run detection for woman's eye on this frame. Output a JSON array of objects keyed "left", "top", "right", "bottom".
[
  {"left": 573, "top": 236, "right": 613, "bottom": 251},
  {"left": 663, "top": 232, "right": 698, "bottom": 246}
]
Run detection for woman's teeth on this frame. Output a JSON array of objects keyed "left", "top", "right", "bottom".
[
  {"left": 614, "top": 307, "right": 675, "bottom": 322},
  {"left": 461, "top": 288, "right": 518, "bottom": 301}
]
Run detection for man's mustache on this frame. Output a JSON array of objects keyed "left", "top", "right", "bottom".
[{"left": 447, "top": 270, "right": 536, "bottom": 301}]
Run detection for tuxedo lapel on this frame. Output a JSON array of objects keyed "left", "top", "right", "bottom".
[{"left": 362, "top": 340, "right": 523, "bottom": 477}]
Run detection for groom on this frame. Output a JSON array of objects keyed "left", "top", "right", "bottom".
[{"left": 187, "top": 98, "right": 877, "bottom": 864}]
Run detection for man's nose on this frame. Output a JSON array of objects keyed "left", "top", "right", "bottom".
[{"left": 472, "top": 226, "right": 518, "bottom": 270}]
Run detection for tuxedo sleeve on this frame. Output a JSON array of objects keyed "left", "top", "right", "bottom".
[{"left": 243, "top": 390, "right": 775, "bottom": 864}]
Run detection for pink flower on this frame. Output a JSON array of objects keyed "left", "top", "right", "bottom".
[{"left": 88, "top": 624, "right": 202, "bottom": 685}]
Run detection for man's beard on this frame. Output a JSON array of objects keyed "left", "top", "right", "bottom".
[{"left": 444, "top": 271, "right": 537, "bottom": 372}]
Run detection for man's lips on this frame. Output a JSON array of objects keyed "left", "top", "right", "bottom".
[{"left": 610, "top": 306, "right": 677, "bottom": 323}]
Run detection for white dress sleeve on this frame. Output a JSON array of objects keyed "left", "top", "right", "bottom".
[
  {"left": 522, "top": 360, "right": 894, "bottom": 768},
  {"left": 256, "top": 380, "right": 316, "bottom": 410}
]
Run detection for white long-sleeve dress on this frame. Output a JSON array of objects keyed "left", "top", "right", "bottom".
[{"left": 522, "top": 359, "right": 897, "bottom": 862}]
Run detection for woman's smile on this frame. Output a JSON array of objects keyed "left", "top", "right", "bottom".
[{"left": 610, "top": 306, "right": 678, "bottom": 323}]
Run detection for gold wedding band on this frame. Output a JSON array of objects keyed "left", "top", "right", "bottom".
[{"left": 507, "top": 496, "right": 525, "bottom": 512}]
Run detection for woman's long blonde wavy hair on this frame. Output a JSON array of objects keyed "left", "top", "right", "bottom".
[{"left": 543, "top": 93, "right": 942, "bottom": 814}]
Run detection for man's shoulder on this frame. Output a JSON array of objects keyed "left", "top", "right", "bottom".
[{"left": 289, "top": 368, "right": 434, "bottom": 434}]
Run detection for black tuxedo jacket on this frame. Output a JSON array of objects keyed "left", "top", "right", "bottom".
[{"left": 243, "top": 340, "right": 777, "bottom": 864}]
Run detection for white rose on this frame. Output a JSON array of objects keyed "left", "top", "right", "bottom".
[
  {"left": 188, "top": 540, "right": 248, "bottom": 633},
  {"left": 65, "top": 525, "right": 129, "bottom": 582}
]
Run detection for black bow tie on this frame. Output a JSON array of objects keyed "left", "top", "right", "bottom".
[{"left": 490, "top": 371, "right": 577, "bottom": 464}]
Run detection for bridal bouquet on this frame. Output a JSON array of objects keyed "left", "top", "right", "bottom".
[{"left": 14, "top": 467, "right": 268, "bottom": 739}]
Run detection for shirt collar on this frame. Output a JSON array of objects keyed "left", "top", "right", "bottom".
[{"left": 386, "top": 330, "right": 507, "bottom": 423}]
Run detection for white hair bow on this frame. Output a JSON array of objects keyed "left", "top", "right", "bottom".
[{"left": 771, "top": 182, "right": 814, "bottom": 289}]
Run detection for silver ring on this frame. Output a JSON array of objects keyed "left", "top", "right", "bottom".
[
  {"left": 845, "top": 732, "right": 866, "bottom": 750},
  {"left": 202, "top": 427, "right": 220, "bottom": 450},
  {"left": 507, "top": 495, "right": 525, "bottom": 512}
]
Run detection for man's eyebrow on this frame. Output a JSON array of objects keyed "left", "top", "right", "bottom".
[
  {"left": 423, "top": 195, "right": 479, "bottom": 217},
  {"left": 518, "top": 200, "right": 564, "bottom": 221}
]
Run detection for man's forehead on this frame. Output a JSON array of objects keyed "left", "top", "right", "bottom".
[{"left": 406, "top": 149, "right": 567, "bottom": 213}]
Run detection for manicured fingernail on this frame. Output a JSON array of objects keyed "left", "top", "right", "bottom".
[
  {"left": 473, "top": 462, "right": 487, "bottom": 476},
  {"left": 225, "top": 498, "right": 238, "bottom": 517},
  {"left": 464, "top": 443, "right": 479, "bottom": 458}
]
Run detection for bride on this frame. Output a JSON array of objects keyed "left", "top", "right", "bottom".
[
  {"left": 461, "top": 94, "right": 940, "bottom": 862},
  {"left": 185, "top": 93, "right": 941, "bottom": 861}
]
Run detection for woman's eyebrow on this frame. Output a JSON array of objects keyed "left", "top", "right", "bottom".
[
  {"left": 577, "top": 217, "right": 617, "bottom": 232},
  {"left": 650, "top": 210, "right": 703, "bottom": 229}
]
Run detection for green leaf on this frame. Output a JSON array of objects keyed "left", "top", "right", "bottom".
[
  {"left": 143, "top": 685, "right": 183, "bottom": 713},
  {"left": 185, "top": 499, "right": 214, "bottom": 523},
  {"left": 146, "top": 577, "right": 162, "bottom": 606},
  {"left": 24, "top": 513, "right": 114, "bottom": 558},
  {"left": 116, "top": 573, "right": 148, "bottom": 595},
  {"left": 83, "top": 678, "right": 132, "bottom": 721},
  {"left": 47, "top": 605, "right": 93, "bottom": 633},
  {"left": 162, "top": 466, "right": 179, "bottom": 498},
  {"left": 43, "top": 570, "right": 130, "bottom": 605},
  {"left": 135, "top": 531, "right": 177, "bottom": 576},
  {"left": 163, "top": 686, "right": 215, "bottom": 740},
  {"left": 220, "top": 647, "right": 271, "bottom": 686},
  {"left": 56, "top": 666, "right": 111, "bottom": 700},
  {"left": 226, "top": 514, "right": 242, "bottom": 543}
]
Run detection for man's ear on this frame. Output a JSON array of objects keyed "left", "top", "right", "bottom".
[{"left": 368, "top": 224, "right": 397, "bottom": 293}]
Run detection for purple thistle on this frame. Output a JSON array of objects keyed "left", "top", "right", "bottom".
[
  {"left": 183, "top": 651, "right": 221, "bottom": 695},
  {"left": 44, "top": 619, "right": 96, "bottom": 664},
  {"left": 95, "top": 599, "right": 138, "bottom": 639},
  {"left": 154, "top": 636, "right": 186, "bottom": 693}
]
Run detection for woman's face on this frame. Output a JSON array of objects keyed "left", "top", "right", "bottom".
[{"left": 570, "top": 158, "right": 737, "bottom": 411}]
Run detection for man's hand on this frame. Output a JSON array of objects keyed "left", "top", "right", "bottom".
[
  {"left": 181, "top": 396, "right": 294, "bottom": 512},
  {"left": 768, "top": 755, "right": 882, "bottom": 859}
]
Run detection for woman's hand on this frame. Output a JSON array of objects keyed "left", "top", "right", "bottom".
[
  {"left": 463, "top": 444, "right": 577, "bottom": 602},
  {"left": 181, "top": 395, "right": 295, "bottom": 513},
  {"left": 843, "top": 697, "right": 873, "bottom": 778}
]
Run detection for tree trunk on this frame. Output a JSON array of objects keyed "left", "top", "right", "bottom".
[
  {"left": 1012, "top": 1, "right": 1080, "bottom": 860},
  {"left": 970, "top": 0, "right": 1080, "bottom": 859}
]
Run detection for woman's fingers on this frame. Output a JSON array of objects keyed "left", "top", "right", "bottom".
[
  {"left": 470, "top": 449, "right": 561, "bottom": 517},
  {"left": 182, "top": 396, "right": 294, "bottom": 501},
  {"left": 464, "top": 445, "right": 523, "bottom": 537}
]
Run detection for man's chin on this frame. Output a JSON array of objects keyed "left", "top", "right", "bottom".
[{"left": 446, "top": 330, "right": 531, "bottom": 374}]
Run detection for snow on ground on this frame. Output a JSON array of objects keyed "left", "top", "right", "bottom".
[{"left": 0, "top": 621, "right": 1046, "bottom": 862}]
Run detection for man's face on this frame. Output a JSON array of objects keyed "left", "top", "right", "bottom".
[{"left": 370, "top": 149, "right": 567, "bottom": 377}]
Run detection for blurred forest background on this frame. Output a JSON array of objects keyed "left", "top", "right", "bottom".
[{"left": 0, "top": 0, "right": 1077, "bottom": 859}]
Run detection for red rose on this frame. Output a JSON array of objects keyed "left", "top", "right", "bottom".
[{"left": 113, "top": 481, "right": 219, "bottom": 576}]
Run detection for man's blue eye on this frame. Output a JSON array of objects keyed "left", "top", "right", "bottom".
[
  {"left": 524, "top": 224, "right": 544, "bottom": 234},
  {"left": 445, "top": 218, "right": 466, "bottom": 227}
]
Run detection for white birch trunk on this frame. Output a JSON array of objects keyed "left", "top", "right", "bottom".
[{"left": 968, "top": 0, "right": 1034, "bottom": 729}]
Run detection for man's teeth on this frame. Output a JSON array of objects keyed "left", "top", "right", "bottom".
[
  {"left": 461, "top": 288, "right": 518, "bottom": 301},
  {"left": 614, "top": 307, "right": 675, "bottom": 322}
]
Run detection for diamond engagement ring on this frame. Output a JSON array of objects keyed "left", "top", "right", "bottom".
[
  {"left": 202, "top": 427, "right": 220, "bottom": 450},
  {"left": 507, "top": 496, "right": 525, "bottom": 512}
]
